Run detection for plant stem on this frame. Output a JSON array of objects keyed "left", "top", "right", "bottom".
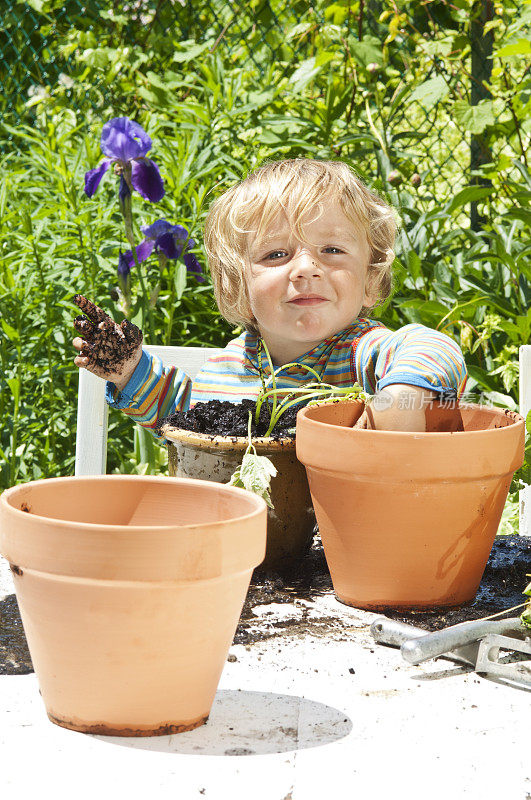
[{"left": 120, "top": 164, "right": 155, "bottom": 339}]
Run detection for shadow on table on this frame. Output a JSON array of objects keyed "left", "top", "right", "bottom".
[{"left": 94, "top": 689, "right": 352, "bottom": 755}]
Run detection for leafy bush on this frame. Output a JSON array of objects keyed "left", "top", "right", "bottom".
[{"left": 0, "top": 1, "right": 529, "bottom": 538}]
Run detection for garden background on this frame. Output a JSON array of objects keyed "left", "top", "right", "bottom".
[{"left": 0, "top": 0, "right": 529, "bottom": 531}]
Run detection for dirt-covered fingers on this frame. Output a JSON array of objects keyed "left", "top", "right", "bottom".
[
  {"left": 73, "top": 314, "right": 96, "bottom": 340},
  {"left": 73, "top": 294, "right": 110, "bottom": 324},
  {"left": 120, "top": 318, "right": 143, "bottom": 345}
]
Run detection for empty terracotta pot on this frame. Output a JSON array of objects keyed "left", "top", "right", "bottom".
[
  {"left": 0, "top": 475, "right": 266, "bottom": 735},
  {"left": 296, "top": 401, "right": 525, "bottom": 610},
  {"left": 164, "top": 427, "right": 315, "bottom": 570}
]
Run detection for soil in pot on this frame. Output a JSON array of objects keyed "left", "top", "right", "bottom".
[
  {"left": 156, "top": 398, "right": 298, "bottom": 439},
  {"left": 159, "top": 399, "right": 315, "bottom": 572}
]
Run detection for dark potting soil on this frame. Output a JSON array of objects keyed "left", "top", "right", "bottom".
[
  {"left": 1, "top": 535, "right": 529, "bottom": 672},
  {"left": 235, "top": 533, "right": 531, "bottom": 644},
  {"left": 156, "top": 398, "right": 298, "bottom": 439}
]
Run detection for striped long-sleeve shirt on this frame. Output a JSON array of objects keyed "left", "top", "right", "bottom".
[{"left": 106, "top": 318, "right": 468, "bottom": 440}]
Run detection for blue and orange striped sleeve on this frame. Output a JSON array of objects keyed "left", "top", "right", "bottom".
[
  {"left": 353, "top": 323, "right": 468, "bottom": 398},
  {"left": 105, "top": 350, "right": 192, "bottom": 439}
]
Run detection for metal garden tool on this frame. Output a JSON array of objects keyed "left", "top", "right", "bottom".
[{"left": 370, "top": 616, "right": 531, "bottom": 687}]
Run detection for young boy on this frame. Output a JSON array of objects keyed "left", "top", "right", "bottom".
[{"left": 73, "top": 159, "right": 467, "bottom": 434}]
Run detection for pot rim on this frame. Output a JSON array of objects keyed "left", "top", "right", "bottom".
[
  {"left": 161, "top": 425, "right": 295, "bottom": 450},
  {"left": 297, "top": 400, "right": 524, "bottom": 436},
  {"left": 0, "top": 474, "right": 267, "bottom": 531}
]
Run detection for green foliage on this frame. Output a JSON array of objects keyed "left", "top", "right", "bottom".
[
  {"left": 228, "top": 412, "right": 277, "bottom": 508},
  {"left": 511, "top": 410, "right": 531, "bottom": 495},
  {"left": 522, "top": 579, "right": 531, "bottom": 630},
  {"left": 254, "top": 340, "right": 367, "bottom": 437},
  {"left": 0, "top": 0, "right": 529, "bottom": 543}
]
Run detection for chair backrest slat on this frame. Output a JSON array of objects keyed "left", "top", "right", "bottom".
[
  {"left": 74, "top": 345, "right": 222, "bottom": 476},
  {"left": 519, "top": 345, "right": 531, "bottom": 536}
]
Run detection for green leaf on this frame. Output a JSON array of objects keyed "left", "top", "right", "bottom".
[
  {"left": 465, "top": 364, "right": 500, "bottom": 393},
  {"left": 6, "top": 377, "right": 20, "bottom": 406},
  {"left": 453, "top": 100, "right": 495, "bottom": 134},
  {"left": 1, "top": 319, "right": 20, "bottom": 341},
  {"left": 229, "top": 452, "right": 277, "bottom": 508},
  {"left": 410, "top": 76, "right": 449, "bottom": 109},
  {"left": 145, "top": 71, "right": 185, "bottom": 91},
  {"left": 172, "top": 41, "right": 211, "bottom": 63},
  {"left": 286, "top": 22, "right": 313, "bottom": 41},
  {"left": 496, "top": 38, "right": 531, "bottom": 58},
  {"left": 400, "top": 299, "right": 450, "bottom": 319},
  {"left": 406, "top": 250, "right": 421, "bottom": 282},
  {"left": 290, "top": 53, "right": 335, "bottom": 93},
  {"left": 445, "top": 186, "right": 493, "bottom": 214},
  {"left": 174, "top": 262, "right": 187, "bottom": 301},
  {"left": 348, "top": 35, "right": 383, "bottom": 68}
]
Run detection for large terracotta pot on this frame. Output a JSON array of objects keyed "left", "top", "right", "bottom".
[
  {"left": 0, "top": 475, "right": 266, "bottom": 735},
  {"left": 296, "top": 401, "right": 525, "bottom": 610},
  {"left": 164, "top": 428, "right": 315, "bottom": 570}
]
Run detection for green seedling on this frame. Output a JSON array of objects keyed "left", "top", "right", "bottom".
[
  {"left": 228, "top": 410, "right": 278, "bottom": 508},
  {"left": 522, "top": 578, "right": 531, "bottom": 630},
  {"left": 228, "top": 340, "right": 369, "bottom": 507}
]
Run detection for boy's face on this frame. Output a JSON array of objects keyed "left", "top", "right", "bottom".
[{"left": 246, "top": 201, "right": 375, "bottom": 364}]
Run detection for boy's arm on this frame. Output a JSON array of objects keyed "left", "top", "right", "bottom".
[
  {"left": 105, "top": 349, "right": 192, "bottom": 439},
  {"left": 353, "top": 323, "right": 467, "bottom": 432},
  {"left": 354, "top": 384, "right": 438, "bottom": 431}
]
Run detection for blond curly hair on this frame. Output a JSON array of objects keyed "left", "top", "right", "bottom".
[{"left": 204, "top": 159, "right": 396, "bottom": 331}]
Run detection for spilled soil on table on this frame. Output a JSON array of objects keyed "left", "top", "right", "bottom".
[
  {"left": 1, "top": 534, "right": 529, "bottom": 671},
  {"left": 234, "top": 533, "right": 531, "bottom": 644}
]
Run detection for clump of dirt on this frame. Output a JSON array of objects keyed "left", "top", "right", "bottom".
[{"left": 157, "top": 398, "right": 298, "bottom": 440}]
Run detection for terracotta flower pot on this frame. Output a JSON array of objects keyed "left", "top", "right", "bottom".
[
  {"left": 0, "top": 475, "right": 266, "bottom": 735},
  {"left": 296, "top": 400, "right": 525, "bottom": 610},
  {"left": 164, "top": 428, "right": 315, "bottom": 570}
]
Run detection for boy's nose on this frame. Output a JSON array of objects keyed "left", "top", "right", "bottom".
[{"left": 289, "top": 250, "right": 323, "bottom": 280}]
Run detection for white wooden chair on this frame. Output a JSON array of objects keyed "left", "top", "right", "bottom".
[
  {"left": 520, "top": 345, "right": 531, "bottom": 537},
  {"left": 75, "top": 345, "right": 222, "bottom": 476}
]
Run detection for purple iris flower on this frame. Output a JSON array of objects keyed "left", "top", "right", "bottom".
[
  {"left": 118, "top": 250, "right": 131, "bottom": 279},
  {"left": 120, "top": 219, "right": 204, "bottom": 282},
  {"left": 84, "top": 117, "right": 164, "bottom": 202}
]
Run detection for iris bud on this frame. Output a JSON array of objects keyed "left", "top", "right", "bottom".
[{"left": 387, "top": 170, "right": 402, "bottom": 186}]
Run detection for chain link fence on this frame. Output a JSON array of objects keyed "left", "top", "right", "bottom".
[{"left": 1, "top": 0, "right": 494, "bottom": 205}]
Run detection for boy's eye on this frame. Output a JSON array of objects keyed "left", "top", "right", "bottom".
[
  {"left": 323, "top": 247, "right": 344, "bottom": 254},
  {"left": 265, "top": 250, "right": 288, "bottom": 261}
]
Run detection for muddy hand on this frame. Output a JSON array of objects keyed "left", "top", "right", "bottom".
[{"left": 72, "top": 294, "right": 143, "bottom": 388}]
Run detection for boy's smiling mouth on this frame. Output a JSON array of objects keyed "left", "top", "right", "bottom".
[{"left": 288, "top": 294, "right": 328, "bottom": 306}]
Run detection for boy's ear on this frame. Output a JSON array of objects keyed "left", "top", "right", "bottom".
[{"left": 363, "top": 271, "right": 378, "bottom": 307}]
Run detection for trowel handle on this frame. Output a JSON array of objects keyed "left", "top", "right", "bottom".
[
  {"left": 401, "top": 617, "right": 524, "bottom": 665},
  {"left": 370, "top": 617, "right": 428, "bottom": 647}
]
